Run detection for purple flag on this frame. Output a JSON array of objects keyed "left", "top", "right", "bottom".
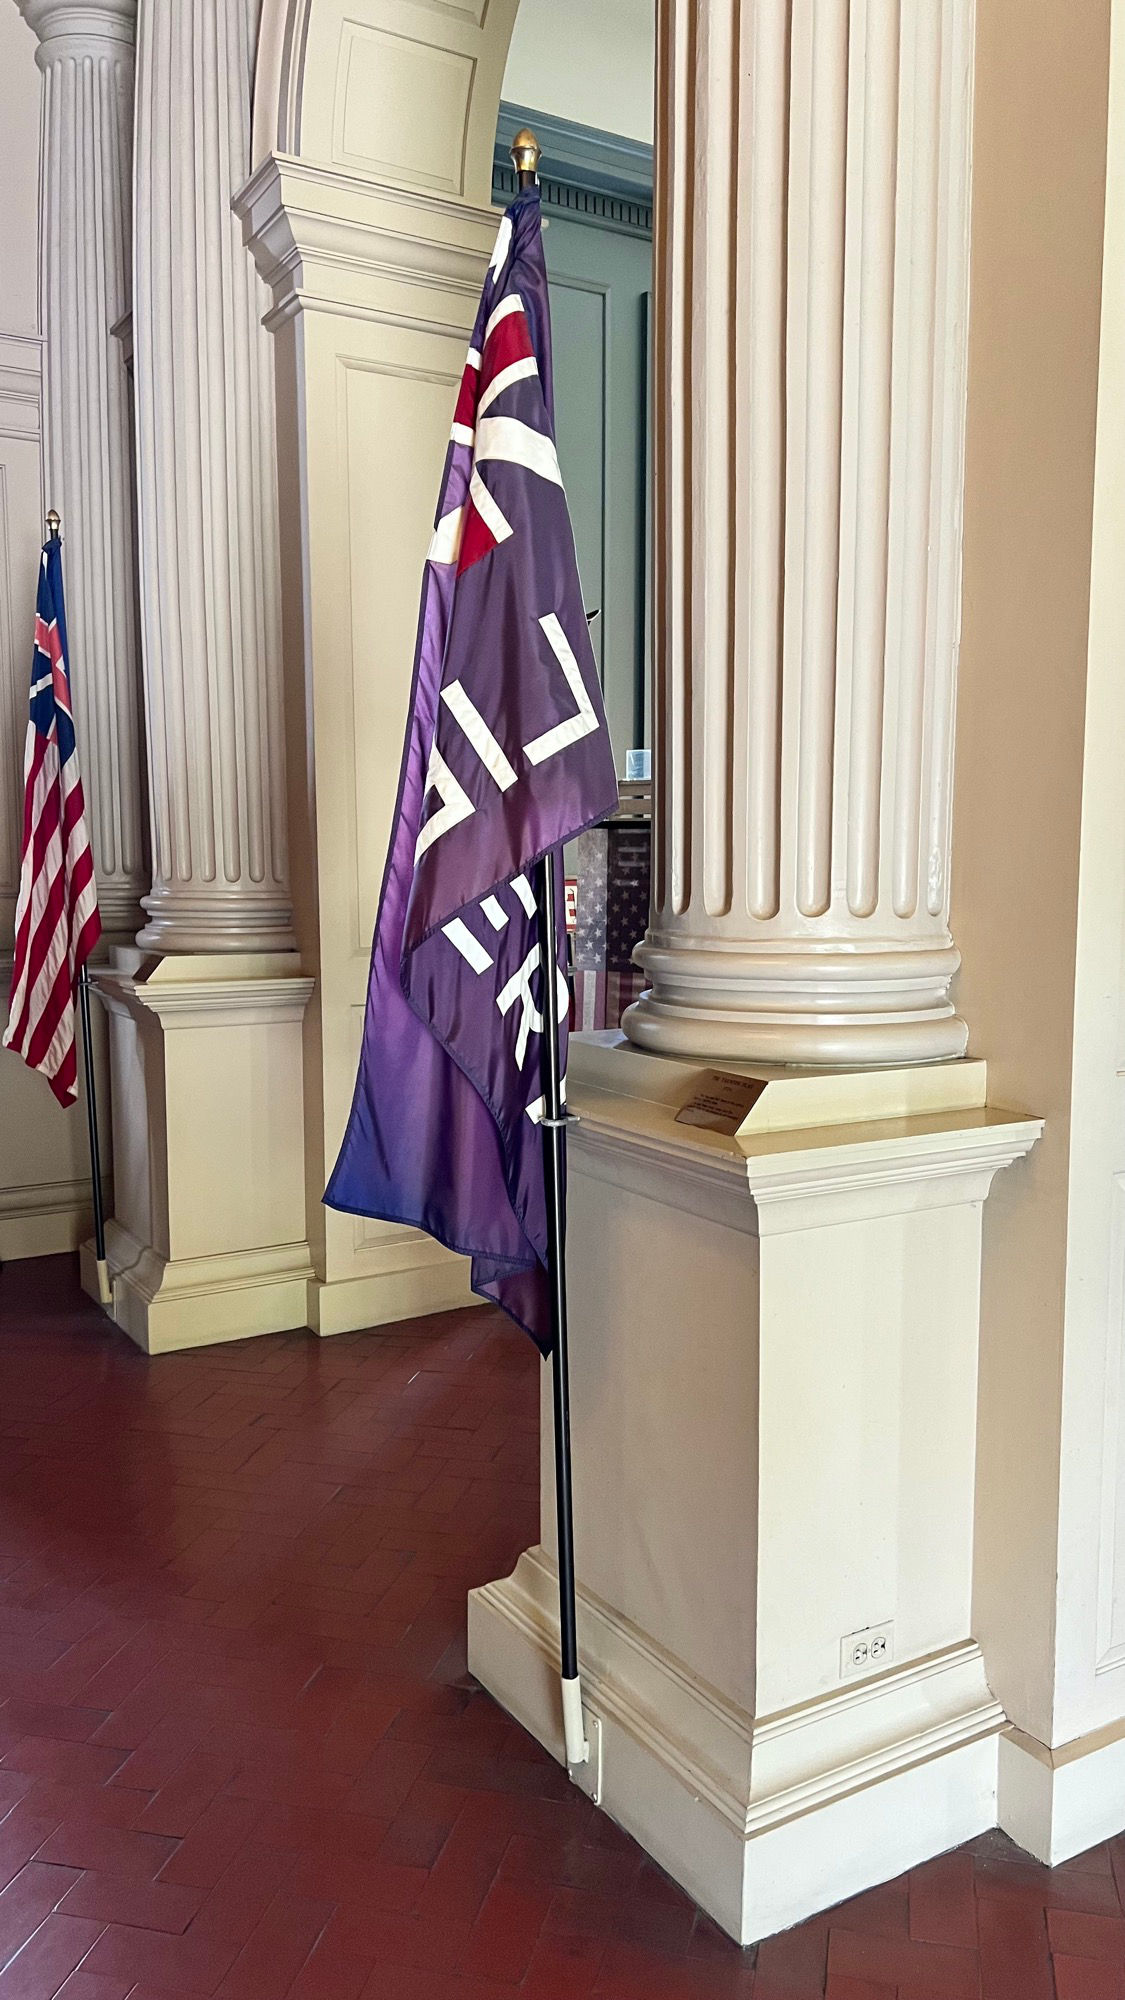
[{"left": 325, "top": 188, "right": 619, "bottom": 1349}]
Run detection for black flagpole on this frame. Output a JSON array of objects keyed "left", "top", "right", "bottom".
[
  {"left": 514, "top": 130, "right": 589, "bottom": 1775},
  {"left": 47, "top": 511, "right": 111, "bottom": 1311}
]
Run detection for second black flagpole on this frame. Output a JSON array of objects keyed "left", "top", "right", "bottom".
[{"left": 513, "top": 129, "right": 589, "bottom": 1776}]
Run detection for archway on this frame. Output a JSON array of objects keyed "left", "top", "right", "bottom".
[{"left": 252, "top": 0, "right": 518, "bottom": 202}]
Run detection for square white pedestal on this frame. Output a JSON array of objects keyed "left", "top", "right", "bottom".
[{"left": 469, "top": 1037, "right": 1041, "bottom": 1943}]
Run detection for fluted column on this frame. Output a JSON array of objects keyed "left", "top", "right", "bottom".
[
  {"left": 626, "top": 0, "right": 974, "bottom": 1064},
  {"left": 131, "top": 0, "right": 291, "bottom": 952},
  {"left": 17, "top": 0, "right": 147, "bottom": 940}
]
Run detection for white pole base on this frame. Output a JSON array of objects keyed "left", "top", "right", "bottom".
[{"left": 561, "top": 1673, "right": 589, "bottom": 1768}]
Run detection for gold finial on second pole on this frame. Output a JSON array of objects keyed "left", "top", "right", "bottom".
[
  {"left": 510, "top": 127, "right": 541, "bottom": 188},
  {"left": 45, "top": 509, "right": 61, "bottom": 540}
]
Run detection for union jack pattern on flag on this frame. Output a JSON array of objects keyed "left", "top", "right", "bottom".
[
  {"left": 326, "top": 185, "right": 619, "bottom": 1348},
  {"left": 3, "top": 536, "right": 101, "bottom": 1105}
]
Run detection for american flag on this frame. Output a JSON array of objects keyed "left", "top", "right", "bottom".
[{"left": 2, "top": 535, "right": 101, "bottom": 1105}]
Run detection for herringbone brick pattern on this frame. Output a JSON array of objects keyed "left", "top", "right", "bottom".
[{"left": 0, "top": 1255, "right": 1120, "bottom": 1998}]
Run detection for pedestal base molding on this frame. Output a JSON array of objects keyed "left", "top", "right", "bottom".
[
  {"left": 309, "top": 1249, "right": 474, "bottom": 1339},
  {"left": 81, "top": 1221, "right": 313, "bottom": 1354},
  {"left": 470, "top": 1548, "right": 1004, "bottom": 1945},
  {"left": 998, "top": 1720, "right": 1125, "bottom": 1868}
]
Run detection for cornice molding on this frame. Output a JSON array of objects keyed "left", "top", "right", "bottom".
[
  {"left": 237, "top": 153, "right": 500, "bottom": 322},
  {"left": 568, "top": 1086, "right": 1043, "bottom": 1236},
  {"left": 94, "top": 969, "right": 315, "bottom": 1031},
  {"left": 495, "top": 100, "right": 653, "bottom": 200},
  {"left": 493, "top": 101, "right": 653, "bottom": 238}
]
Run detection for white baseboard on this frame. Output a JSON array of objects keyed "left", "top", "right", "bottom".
[
  {"left": 999, "top": 1720, "right": 1125, "bottom": 1864},
  {"left": 1, "top": 1177, "right": 104, "bottom": 1261},
  {"left": 308, "top": 1244, "right": 475, "bottom": 1336},
  {"left": 469, "top": 1546, "right": 1004, "bottom": 1944}
]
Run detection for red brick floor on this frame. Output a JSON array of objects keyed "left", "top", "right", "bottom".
[{"left": 0, "top": 1258, "right": 1120, "bottom": 1998}]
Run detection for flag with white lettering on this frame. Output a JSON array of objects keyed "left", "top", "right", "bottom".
[{"left": 325, "top": 187, "right": 618, "bottom": 1348}]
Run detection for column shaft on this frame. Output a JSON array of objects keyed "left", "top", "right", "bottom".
[
  {"left": 628, "top": 0, "right": 974, "bottom": 1064},
  {"left": 18, "top": 0, "right": 146, "bottom": 940},
  {"left": 132, "top": 0, "right": 291, "bottom": 951}
]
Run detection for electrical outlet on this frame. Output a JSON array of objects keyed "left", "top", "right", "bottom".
[{"left": 840, "top": 1620, "right": 895, "bottom": 1681}]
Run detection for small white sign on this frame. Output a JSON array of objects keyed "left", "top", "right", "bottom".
[{"left": 674, "top": 1071, "right": 767, "bottom": 1136}]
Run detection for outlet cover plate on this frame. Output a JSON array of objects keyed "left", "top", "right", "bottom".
[
  {"left": 840, "top": 1620, "right": 895, "bottom": 1681},
  {"left": 568, "top": 1711, "right": 603, "bottom": 1804}
]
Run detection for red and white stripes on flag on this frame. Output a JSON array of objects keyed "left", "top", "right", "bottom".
[{"left": 2, "top": 540, "right": 101, "bottom": 1105}]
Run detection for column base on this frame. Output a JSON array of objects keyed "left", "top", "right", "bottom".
[
  {"left": 137, "top": 887, "right": 296, "bottom": 955},
  {"left": 470, "top": 1548, "right": 1003, "bottom": 1945},
  {"left": 80, "top": 1221, "right": 313, "bottom": 1353},
  {"left": 998, "top": 1721, "right": 1125, "bottom": 1866},
  {"left": 625, "top": 938, "right": 969, "bottom": 1065}
]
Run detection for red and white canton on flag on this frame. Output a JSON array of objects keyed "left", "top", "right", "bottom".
[{"left": 2, "top": 536, "right": 101, "bottom": 1105}]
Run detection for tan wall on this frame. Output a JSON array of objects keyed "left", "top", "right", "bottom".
[{"left": 957, "top": 0, "right": 1111, "bottom": 1741}]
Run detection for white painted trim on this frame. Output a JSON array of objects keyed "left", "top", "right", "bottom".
[
  {"left": 999, "top": 1721, "right": 1125, "bottom": 1865},
  {"left": 470, "top": 1547, "right": 1004, "bottom": 1944}
]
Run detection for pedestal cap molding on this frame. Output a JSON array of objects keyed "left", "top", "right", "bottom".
[
  {"left": 567, "top": 1080, "right": 1043, "bottom": 1235},
  {"left": 93, "top": 967, "right": 314, "bottom": 1031}
]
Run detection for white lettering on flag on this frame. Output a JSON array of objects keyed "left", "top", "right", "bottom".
[
  {"left": 526, "top": 1072, "right": 568, "bottom": 1125},
  {"left": 442, "top": 918, "right": 493, "bottom": 974},
  {"left": 415, "top": 745, "right": 474, "bottom": 861},
  {"left": 523, "top": 613, "right": 600, "bottom": 765},
  {"left": 497, "top": 946, "right": 543, "bottom": 1070},
  {"left": 481, "top": 896, "right": 509, "bottom": 930},
  {"left": 440, "top": 681, "right": 518, "bottom": 791},
  {"left": 512, "top": 874, "right": 536, "bottom": 916}
]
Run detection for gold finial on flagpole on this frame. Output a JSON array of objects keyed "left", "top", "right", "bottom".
[
  {"left": 510, "top": 127, "right": 541, "bottom": 188},
  {"left": 45, "top": 509, "right": 61, "bottom": 540}
]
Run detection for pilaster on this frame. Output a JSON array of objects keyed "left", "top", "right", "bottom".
[{"left": 236, "top": 155, "right": 495, "bottom": 1334}]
